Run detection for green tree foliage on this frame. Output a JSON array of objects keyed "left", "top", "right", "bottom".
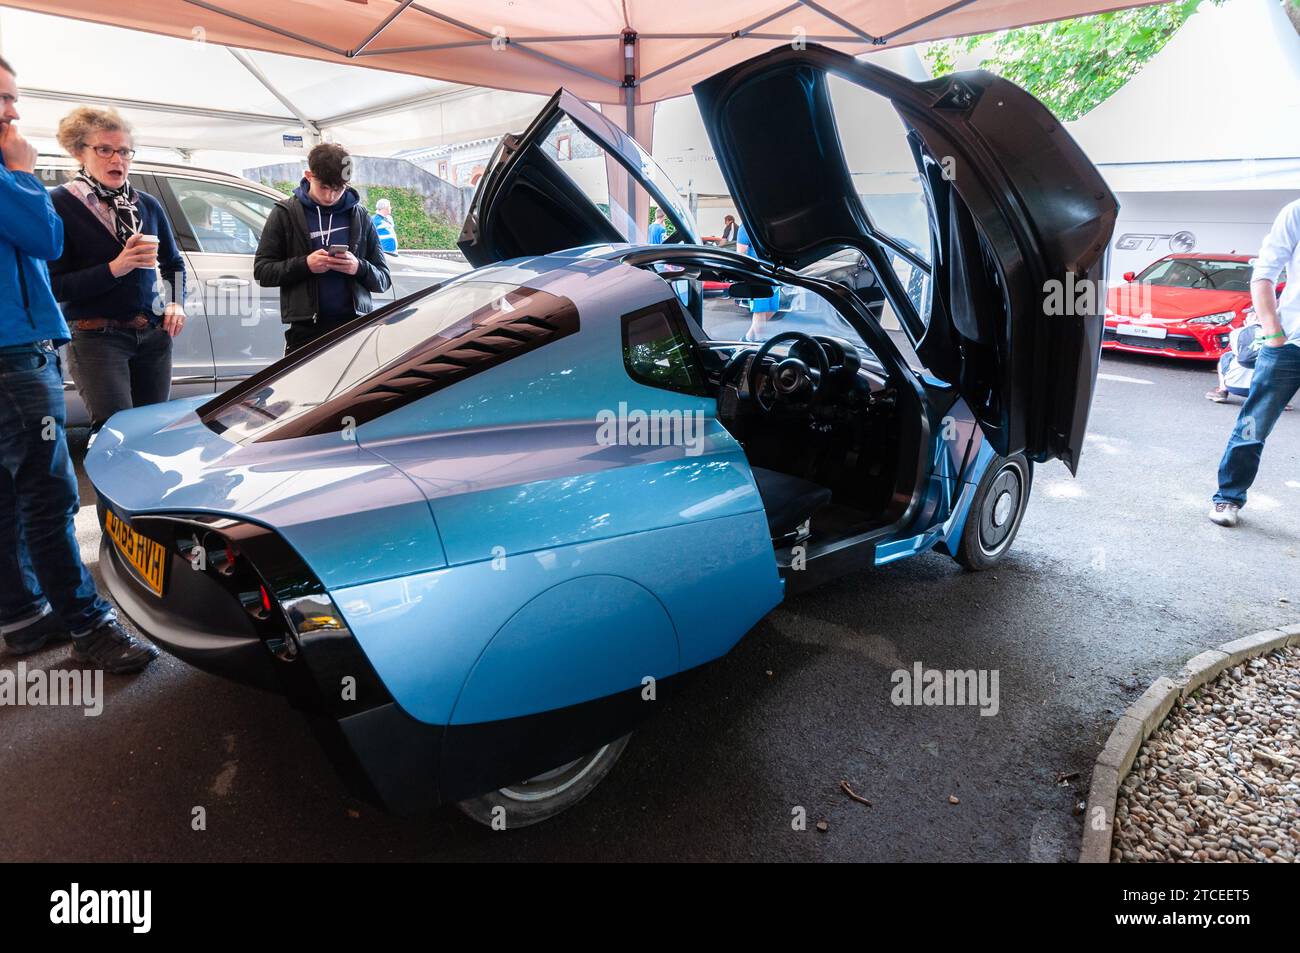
[
  {"left": 270, "top": 181, "right": 460, "bottom": 249},
  {"left": 923, "top": 1, "right": 1221, "bottom": 121},
  {"left": 362, "top": 186, "right": 461, "bottom": 250}
]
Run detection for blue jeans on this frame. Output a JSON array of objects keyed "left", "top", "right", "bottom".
[
  {"left": 0, "top": 343, "right": 114, "bottom": 639},
  {"left": 1214, "top": 343, "right": 1300, "bottom": 507}
]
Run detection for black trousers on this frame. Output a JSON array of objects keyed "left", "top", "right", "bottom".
[{"left": 65, "top": 325, "right": 173, "bottom": 431}]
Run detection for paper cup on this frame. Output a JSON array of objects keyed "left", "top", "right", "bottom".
[{"left": 135, "top": 233, "right": 160, "bottom": 267}]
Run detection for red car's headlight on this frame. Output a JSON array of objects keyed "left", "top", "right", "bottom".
[{"left": 1187, "top": 311, "right": 1237, "bottom": 326}]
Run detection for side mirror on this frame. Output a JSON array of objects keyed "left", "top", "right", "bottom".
[
  {"left": 727, "top": 281, "right": 776, "bottom": 299},
  {"left": 1123, "top": 271, "right": 1136, "bottom": 282}
]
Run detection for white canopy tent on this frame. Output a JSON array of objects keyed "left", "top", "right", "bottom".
[
  {"left": 0, "top": 6, "right": 548, "bottom": 169},
  {"left": 2, "top": 0, "right": 1158, "bottom": 165}
]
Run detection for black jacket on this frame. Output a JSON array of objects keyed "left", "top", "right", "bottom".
[{"left": 254, "top": 192, "right": 391, "bottom": 324}]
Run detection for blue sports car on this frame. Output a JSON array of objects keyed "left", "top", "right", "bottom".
[{"left": 86, "top": 45, "right": 1117, "bottom": 826}]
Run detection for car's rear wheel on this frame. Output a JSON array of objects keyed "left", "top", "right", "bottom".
[
  {"left": 456, "top": 733, "right": 632, "bottom": 828},
  {"left": 954, "top": 453, "right": 1032, "bottom": 571}
]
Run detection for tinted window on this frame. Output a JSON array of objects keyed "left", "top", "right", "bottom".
[
  {"left": 827, "top": 75, "right": 934, "bottom": 332},
  {"left": 170, "top": 177, "right": 277, "bottom": 255},
  {"left": 828, "top": 75, "right": 933, "bottom": 264},
  {"left": 689, "top": 273, "right": 867, "bottom": 349},
  {"left": 203, "top": 280, "right": 578, "bottom": 441},
  {"left": 622, "top": 303, "right": 707, "bottom": 395},
  {"left": 1137, "top": 258, "right": 1255, "bottom": 291},
  {"left": 541, "top": 115, "right": 696, "bottom": 245}
]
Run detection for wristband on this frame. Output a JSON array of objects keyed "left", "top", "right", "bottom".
[{"left": 1258, "top": 332, "right": 1285, "bottom": 341}]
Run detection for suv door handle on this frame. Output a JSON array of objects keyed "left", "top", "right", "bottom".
[{"left": 207, "top": 277, "right": 250, "bottom": 287}]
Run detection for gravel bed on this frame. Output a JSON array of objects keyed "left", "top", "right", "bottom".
[{"left": 1112, "top": 646, "right": 1300, "bottom": 863}]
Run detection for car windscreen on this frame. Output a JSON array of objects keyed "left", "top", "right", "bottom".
[
  {"left": 1136, "top": 259, "right": 1254, "bottom": 291},
  {"left": 200, "top": 279, "right": 578, "bottom": 442}
]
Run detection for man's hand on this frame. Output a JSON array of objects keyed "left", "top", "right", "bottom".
[
  {"left": 306, "top": 249, "right": 334, "bottom": 274},
  {"left": 1251, "top": 278, "right": 1287, "bottom": 347},
  {"left": 325, "top": 250, "right": 360, "bottom": 276},
  {"left": 161, "top": 302, "right": 187, "bottom": 338},
  {"left": 109, "top": 234, "right": 159, "bottom": 278},
  {"left": 0, "top": 124, "right": 38, "bottom": 175}
]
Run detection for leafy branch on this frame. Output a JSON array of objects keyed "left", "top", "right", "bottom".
[{"left": 923, "top": 0, "right": 1222, "bottom": 121}]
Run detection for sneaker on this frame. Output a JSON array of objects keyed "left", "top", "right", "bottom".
[
  {"left": 3, "top": 612, "right": 70, "bottom": 656},
  {"left": 1208, "top": 502, "right": 1240, "bottom": 527},
  {"left": 1204, "top": 388, "right": 1229, "bottom": 403},
  {"left": 70, "top": 620, "right": 159, "bottom": 674}
]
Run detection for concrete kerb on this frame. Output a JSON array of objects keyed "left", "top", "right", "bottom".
[{"left": 1078, "top": 623, "right": 1300, "bottom": 863}]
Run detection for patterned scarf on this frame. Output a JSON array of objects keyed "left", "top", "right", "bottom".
[{"left": 73, "top": 169, "right": 141, "bottom": 246}]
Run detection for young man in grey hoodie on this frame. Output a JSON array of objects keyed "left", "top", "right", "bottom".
[{"left": 254, "top": 143, "right": 391, "bottom": 354}]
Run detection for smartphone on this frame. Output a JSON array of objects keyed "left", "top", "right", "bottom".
[{"left": 328, "top": 244, "right": 348, "bottom": 257}]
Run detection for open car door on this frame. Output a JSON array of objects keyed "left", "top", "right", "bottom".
[
  {"left": 693, "top": 45, "right": 1118, "bottom": 472},
  {"left": 459, "top": 89, "right": 698, "bottom": 267}
]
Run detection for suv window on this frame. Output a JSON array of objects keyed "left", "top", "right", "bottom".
[
  {"left": 203, "top": 280, "right": 578, "bottom": 442},
  {"left": 622, "top": 302, "right": 707, "bottom": 395},
  {"left": 169, "top": 177, "right": 277, "bottom": 255}
]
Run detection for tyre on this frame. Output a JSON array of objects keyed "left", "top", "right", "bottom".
[
  {"left": 456, "top": 733, "right": 632, "bottom": 829},
  {"left": 954, "top": 453, "right": 1033, "bottom": 571}
]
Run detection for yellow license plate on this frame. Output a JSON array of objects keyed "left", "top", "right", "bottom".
[{"left": 104, "top": 510, "right": 168, "bottom": 596}]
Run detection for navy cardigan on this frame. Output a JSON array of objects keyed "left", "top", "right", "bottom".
[{"left": 48, "top": 185, "right": 185, "bottom": 324}]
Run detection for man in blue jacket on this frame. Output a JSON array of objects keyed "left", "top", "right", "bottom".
[
  {"left": 0, "top": 56, "right": 157, "bottom": 673},
  {"left": 372, "top": 198, "right": 398, "bottom": 254}
]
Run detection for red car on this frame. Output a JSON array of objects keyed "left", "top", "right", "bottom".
[{"left": 1103, "top": 254, "right": 1257, "bottom": 360}]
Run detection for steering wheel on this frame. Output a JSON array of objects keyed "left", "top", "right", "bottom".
[
  {"left": 745, "top": 331, "right": 830, "bottom": 412},
  {"left": 1176, "top": 261, "right": 1216, "bottom": 289}
]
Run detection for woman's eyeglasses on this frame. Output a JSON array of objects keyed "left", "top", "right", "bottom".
[{"left": 87, "top": 144, "right": 136, "bottom": 160}]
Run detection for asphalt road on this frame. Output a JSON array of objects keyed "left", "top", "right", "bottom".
[{"left": 1, "top": 350, "right": 1296, "bottom": 862}]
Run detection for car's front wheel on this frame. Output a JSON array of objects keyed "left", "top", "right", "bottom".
[
  {"left": 456, "top": 733, "right": 632, "bottom": 828},
  {"left": 954, "top": 453, "right": 1032, "bottom": 571}
]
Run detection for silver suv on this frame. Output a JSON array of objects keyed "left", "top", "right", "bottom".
[{"left": 35, "top": 157, "right": 467, "bottom": 427}]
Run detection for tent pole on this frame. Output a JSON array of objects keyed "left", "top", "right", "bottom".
[
  {"left": 228, "top": 48, "right": 322, "bottom": 145},
  {"left": 880, "top": 0, "right": 982, "bottom": 43},
  {"left": 795, "top": 0, "right": 883, "bottom": 44},
  {"left": 182, "top": 0, "right": 349, "bottom": 56},
  {"left": 623, "top": 29, "right": 637, "bottom": 225},
  {"left": 352, "top": 0, "right": 416, "bottom": 56},
  {"left": 404, "top": 2, "right": 621, "bottom": 88},
  {"left": 638, "top": 2, "right": 801, "bottom": 86},
  {"left": 20, "top": 87, "right": 298, "bottom": 127}
]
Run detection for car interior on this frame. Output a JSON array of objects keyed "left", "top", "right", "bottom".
[
  {"left": 1141, "top": 259, "right": 1254, "bottom": 292},
  {"left": 627, "top": 251, "right": 928, "bottom": 567}
]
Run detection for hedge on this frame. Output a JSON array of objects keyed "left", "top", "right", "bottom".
[{"left": 270, "top": 181, "right": 460, "bottom": 249}]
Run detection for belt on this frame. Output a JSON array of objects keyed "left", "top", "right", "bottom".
[
  {"left": 73, "top": 315, "right": 152, "bottom": 331},
  {"left": 0, "top": 339, "right": 55, "bottom": 354}
]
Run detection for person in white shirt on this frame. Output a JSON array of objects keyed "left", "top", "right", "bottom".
[{"left": 1209, "top": 198, "right": 1300, "bottom": 526}]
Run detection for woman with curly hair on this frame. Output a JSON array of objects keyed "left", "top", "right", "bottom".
[{"left": 49, "top": 106, "right": 186, "bottom": 430}]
